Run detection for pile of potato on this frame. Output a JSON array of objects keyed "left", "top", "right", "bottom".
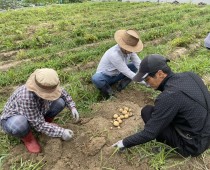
[{"left": 111, "top": 106, "right": 133, "bottom": 129}]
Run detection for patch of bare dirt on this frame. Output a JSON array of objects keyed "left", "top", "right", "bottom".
[
  {"left": 0, "top": 86, "right": 18, "bottom": 98},
  {"left": 0, "top": 49, "right": 30, "bottom": 71},
  {"left": 26, "top": 23, "right": 55, "bottom": 37},
  {"left": 168, "top": 47, "right": 188, "bottom": 60},
  {"left": 0, "top": 50, "right": 19, "bottom": 61},
  {"left": 0, "top": 59, "right": 30, "bottom": 72},
  {"left": 63, "top": 61, "right": 97, "bottom": 73}
]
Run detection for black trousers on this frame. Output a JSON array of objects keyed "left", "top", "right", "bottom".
[{"left": 141, "top": 105, "right": 189, "bottom": 157}]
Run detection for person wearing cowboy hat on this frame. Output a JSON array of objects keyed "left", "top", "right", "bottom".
[
  {"left": 92, "top": 29, "right": 144, "bottom": 99},
  {"left": 0, "top": 68, "right": 79, "bottom": 153},
  {"left": 112, "top": 54, "right": 210, "bottom": 157}
]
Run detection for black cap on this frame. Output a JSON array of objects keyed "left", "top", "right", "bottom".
[{"left": 133, "top": 54, "right": 170, "bottom": 82}]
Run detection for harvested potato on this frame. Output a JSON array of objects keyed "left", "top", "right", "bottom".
[
  {"left": 113, "top": 114, "right": 118, "bottom": 119},
  {"left": 118, "top": 119, "right": 122, "bottom": 124},
  {"left": 119, "top": 108, "right": 123, "bottom": 113},
  {"left": 128, "top": 108, "right": 132, "bottom": 112},
  {"left": 122, "top": 110, "right": 127, "bottom": 114},
  {"left": 124, "top": 107, "right": 129, "bottom": 111},
  {"left": 124, "top": 114, "right": 129, "bottom": 119},
  {"left": 113, "top": 121, "right": 120, "bottom": 127},
  {"left": 120, "top": 115, "right": 125, "bottom": 119},
  {"left": 117, "top": 117, "right": 121, "bottom": 121}
]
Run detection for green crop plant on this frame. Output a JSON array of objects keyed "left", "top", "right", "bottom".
[{"left": 170, "top": 36, "right": 195, "bottom": 48}]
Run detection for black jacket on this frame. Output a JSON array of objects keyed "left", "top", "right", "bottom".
[{"left": 123, "top": 72, "right": 210, "bottom": 156}]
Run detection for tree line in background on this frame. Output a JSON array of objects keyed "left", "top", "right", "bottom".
[{"left": 0, "top": 0, "right": 83, "bottom": 10}]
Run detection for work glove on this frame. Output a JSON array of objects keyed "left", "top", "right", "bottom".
[
  {"left": 61, "top": 129, "right": 74, "bottom": 141},
  {"left": 71, "top": 107, "right": 79, "bottom": 122},
  {"left": 135, "top": 80, "right": 150, "bottom": 87},
  {"left": 112, "top": 140, "right": 125, "bottom": 151}
]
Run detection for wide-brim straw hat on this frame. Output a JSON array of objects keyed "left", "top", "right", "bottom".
[
  {"left": 114, "top": 29, "right": 143, "bottom": 52},
  {"left": 26, "top": 68, "right": 62, "bottom": 101}
]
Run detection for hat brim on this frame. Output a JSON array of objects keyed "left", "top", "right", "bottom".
[
  {"left": 114, "top": 30, "right": 143, "bottom": 53},
  {"left": 133, "top": 72, "right": 148, "bottom": 82},
  {"left": 26, "top": 72, "right": 62, "bottom": 101}
]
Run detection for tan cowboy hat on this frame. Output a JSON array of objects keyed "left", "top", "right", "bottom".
[
  {"left": 114, "top": 29, "right": 143, "bottom": 52},
  {"left": 26, "top": 68, "right": 62, "bottom": 101}
]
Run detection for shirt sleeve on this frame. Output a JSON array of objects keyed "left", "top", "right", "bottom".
[
  {"left": 22, "top": 99, "right": 65, "bottom": 137},
  {"left": 123, "top": 91, "right": 180, "bottom": 148},
  {"left": 130, "top": 53, "right": 141, "bottom": 71},
  {"left": 109, "top": 53, "right": 136, "bottom": 79},
  {"left": 60, "top": 88, "right": 76, "bottom": 110}
]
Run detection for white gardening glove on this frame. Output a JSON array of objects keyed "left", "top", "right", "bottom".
[
  {"left": 138, "top": 80, "right": 150, "bottom": 87},
  {"left": 61, "top": 129, "right": 74, "bottom": 141},
  {"left": 71, "top": 107, "right": 79, "bottom": 122},
  {"left": 112, "top": 140, "right": 125, "bottom": 151}
]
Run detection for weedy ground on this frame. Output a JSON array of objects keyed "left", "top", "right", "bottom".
[{"left": 0, "top": 2, "right": 210, "bottom": 169}]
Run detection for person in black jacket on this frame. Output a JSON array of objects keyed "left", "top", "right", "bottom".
[{"left": 112, "top": 54, "right": 210, "bottom": 157}]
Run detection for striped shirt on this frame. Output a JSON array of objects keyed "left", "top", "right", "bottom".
[{"left": 0, "top": 85, "right": 76, "bottom": 137}]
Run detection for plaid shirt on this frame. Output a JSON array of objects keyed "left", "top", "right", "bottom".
[{"left": 0, "top": 85, "right": 76, "bottom": 137}]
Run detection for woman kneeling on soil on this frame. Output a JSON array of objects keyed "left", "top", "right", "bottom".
[{"left": 0, "top": 68, "right": 79, "bottom": 153}]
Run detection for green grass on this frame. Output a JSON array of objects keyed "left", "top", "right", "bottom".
[
  {"left": 10, "top": 158, "right": 45, "bottom": 170},
  {"left": 1, "top": 1, "right": 210, "bottom": 169}
]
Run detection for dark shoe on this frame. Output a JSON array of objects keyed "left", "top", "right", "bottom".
[
  {"left": 99, "top": 84, "right": 114, "bottom": 99},
  {"left": 117, "top": 78, "right": 132, "bottom": 92}
]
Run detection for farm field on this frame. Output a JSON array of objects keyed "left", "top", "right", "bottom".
[{"left": 1, "top": 1, "right": 210, "bottom": 169}]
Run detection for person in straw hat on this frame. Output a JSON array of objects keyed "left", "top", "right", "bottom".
[
  {"left": 0, "top": 68, "right": 79, "bottom": 153},
  {"left": 92, "top": 29, "right": 144, "bottom": 99}
]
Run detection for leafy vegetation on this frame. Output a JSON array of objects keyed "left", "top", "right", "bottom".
[
  {"left": 0, "top": 0, "right": 83, "bottom": 9},
  {"left": 0, "top": 1, "right": 210, "bottom": 169}
]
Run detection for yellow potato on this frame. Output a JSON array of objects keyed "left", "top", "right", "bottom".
[
  {"left": 120, "top": 115, "right": 125, "bottom": 119},
  {"left": 117, "top": 117, "right": 121, "bottom": 121},
  {"left": 113, "top": 114, "right": 118, "bottom": 119},
  {"left": 119, "top": 108, "right": 123, "bottom": 113},
  {"left": 124, "top": 107, "right": 129, "bottom": 111},
  {"left": 117, "top": 126, "right": 121, "bottom": 129},
  {"left": 113, "top": 121, "right": 120, "bottom": 127},
  {"left": 124, "top": 114, "right": 129, "bottom": 119},
  {"left": 122, "top": 110, "right": 127, "bottom": 114},
  {"left": 118, "top": 119, "right": 122, "bottom": 124},
  {"left": 128, "top": 108, "right": 132, "bottom": 112}
]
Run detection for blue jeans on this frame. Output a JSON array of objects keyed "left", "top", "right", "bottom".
[
  {"left": 1, "top": 98, "right": 65, "bottom": 138},
  {"left": 92, "top": 63, "right": 137, "bottom": 89}
]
